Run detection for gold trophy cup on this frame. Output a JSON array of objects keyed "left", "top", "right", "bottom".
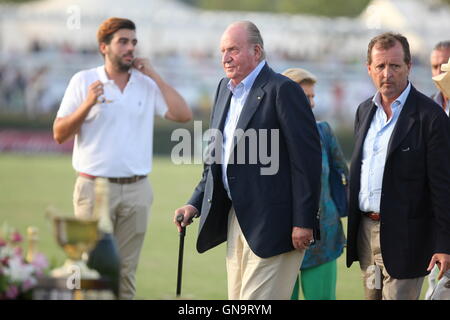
[{"left": 50, "top": 216, "right": 100, "bottom": 279}]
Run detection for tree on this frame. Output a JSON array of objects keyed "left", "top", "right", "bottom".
[
  {"left": 0, "top": 0, "right": 35, "bottom": 3},
  {"left": 181, "top": 0, "right": 372, "bottom": 17}
]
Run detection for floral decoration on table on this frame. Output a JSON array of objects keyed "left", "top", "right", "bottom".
[{"left": 0, "top": 223, "right": 49, "bottom": 299}]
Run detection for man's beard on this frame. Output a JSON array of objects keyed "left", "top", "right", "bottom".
[{"left": 109, "top": 52, "right": 133, "bottom": 72}]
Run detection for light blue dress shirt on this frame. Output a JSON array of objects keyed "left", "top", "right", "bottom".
[
  {"left": 359, "top": 82, "right": 411, "bottom": 213},
  {"left": 222, "top": 60, "right": 266, "bottom": 199}
]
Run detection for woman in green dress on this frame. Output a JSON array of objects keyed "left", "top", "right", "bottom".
[{"left": 282, "top": 68, "right": 349, "bottom": 300}]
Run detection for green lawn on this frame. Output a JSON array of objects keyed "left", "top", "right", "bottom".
[{"left": 0, "top": 154, "right": 428, "bottom": 299}]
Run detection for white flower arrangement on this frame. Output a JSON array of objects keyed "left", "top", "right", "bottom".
[{"left": 0, "top": 224, "right": 49, "bottom": 299}]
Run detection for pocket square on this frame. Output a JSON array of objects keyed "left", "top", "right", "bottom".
[{"left": 401, "top": 147, "right": 410, "bottom": 152}]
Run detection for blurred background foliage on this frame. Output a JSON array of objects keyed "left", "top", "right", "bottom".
[
  {"left": 5, "top": 0, "right": 450, "bottom": 16},
  {"left": 1, "top": 0, "right": 447, "bottom": 161},
  {"left": 181, "top": 0, "right": 371, "bottom": 16}
]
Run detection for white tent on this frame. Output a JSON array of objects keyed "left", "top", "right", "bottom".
[
  {"left": 0, "top": 0, "right": 199, "bottom": 54},
  {"left": 1, "top": 0, "right": 449, "bottom": 61},
  {"left": 0, "top": 0, "right": 368, "bottom": 61},
  {"left": 359, "top": 0, "right": 450, "bottom": 59},
  {"left": 0, "top": 0, "right": 445, "bottom": 117}
]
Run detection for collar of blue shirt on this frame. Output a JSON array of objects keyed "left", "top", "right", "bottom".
[
  {"left": 227, "top": 60, "right": 266, "bottom": 94},
  {"left": 372, "top": 81, "right": 411, "bottom": 111}
]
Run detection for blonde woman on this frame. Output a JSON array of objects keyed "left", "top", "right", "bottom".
[{"left": 282, "top": 68, "right": 348, "bottom": 300}]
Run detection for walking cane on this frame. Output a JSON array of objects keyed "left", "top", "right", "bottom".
[{"left": 176, "top": 214, "right": 186, "bottom": 297}]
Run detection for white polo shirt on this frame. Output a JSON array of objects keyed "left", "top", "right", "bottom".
[{"left": 57, "top": 65, "right": 168, "bottom": 177}]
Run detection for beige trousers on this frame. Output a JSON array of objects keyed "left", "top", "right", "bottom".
[
  {"left": 357, "top": 215, "right": 424, "bottom": 300},
  {"left": 226, "top": 208, "right": 304, "bottom": 300},
  {"left": 73, "top": 175, "right": 153, "bottom": 300}
]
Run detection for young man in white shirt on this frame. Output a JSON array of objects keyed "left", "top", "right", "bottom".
[{"left": 53, "top": 17, "right": 192, "bottom": 299}]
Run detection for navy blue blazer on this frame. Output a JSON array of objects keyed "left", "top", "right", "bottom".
[
  {"left": 347, "top": 85, "right": 450, "bottom": 279},
  {"left": 188, "top": 63, "right": 322, "bottom": 258}
]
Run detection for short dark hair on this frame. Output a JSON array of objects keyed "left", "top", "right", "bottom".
[
  {"left": 433, "top": 41, "right": 450, "bottom": 52},
  {"left": 367, "top": 32, "right": 411, "bottom": 65},
  {"left": 97, "top": 17, "right": 135, "bottom": 46}
]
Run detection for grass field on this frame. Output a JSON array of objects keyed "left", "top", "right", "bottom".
[{"left": 0, "top": 154, "right": 428, "bottom": 299}]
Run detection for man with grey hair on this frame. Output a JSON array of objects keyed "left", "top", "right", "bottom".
[
  {"left": 430, "top": 41, "right": 450, "bottom": 114},
  {"left": 174, "top": 21, "right": 322, "bottom": 299}
]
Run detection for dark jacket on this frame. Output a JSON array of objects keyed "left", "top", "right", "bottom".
[
  {"left": 188, "top": 63, "right": 322, "bottom": 258},
  {"left": 347, "top": 85, "right": 450, "bottom": 279}
]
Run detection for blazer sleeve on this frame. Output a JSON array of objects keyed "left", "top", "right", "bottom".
[
  {"left": 186, "top": 79, "right": 224, "bottom": 214},
  {"left": 275, "top": 80, "right": 322, "bottom": 229}
]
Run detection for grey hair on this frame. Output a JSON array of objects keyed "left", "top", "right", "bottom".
[
  {"left": 434, "top": 41, "right": 450, "bottom": 51},
  {"left": 234, "top": 21, "right": 266, "bottom": 61}
]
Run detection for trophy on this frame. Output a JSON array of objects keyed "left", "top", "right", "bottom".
[{"left": 50, "top": 216, "right": 101, "bottom": 279}]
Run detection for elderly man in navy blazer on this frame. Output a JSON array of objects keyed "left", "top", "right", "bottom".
[
  {"left": 174, "top": 21, "right": 322, "bottom": 300},
  {"left": 347, "top": 32, "right": 450, "bottom": 300}
]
